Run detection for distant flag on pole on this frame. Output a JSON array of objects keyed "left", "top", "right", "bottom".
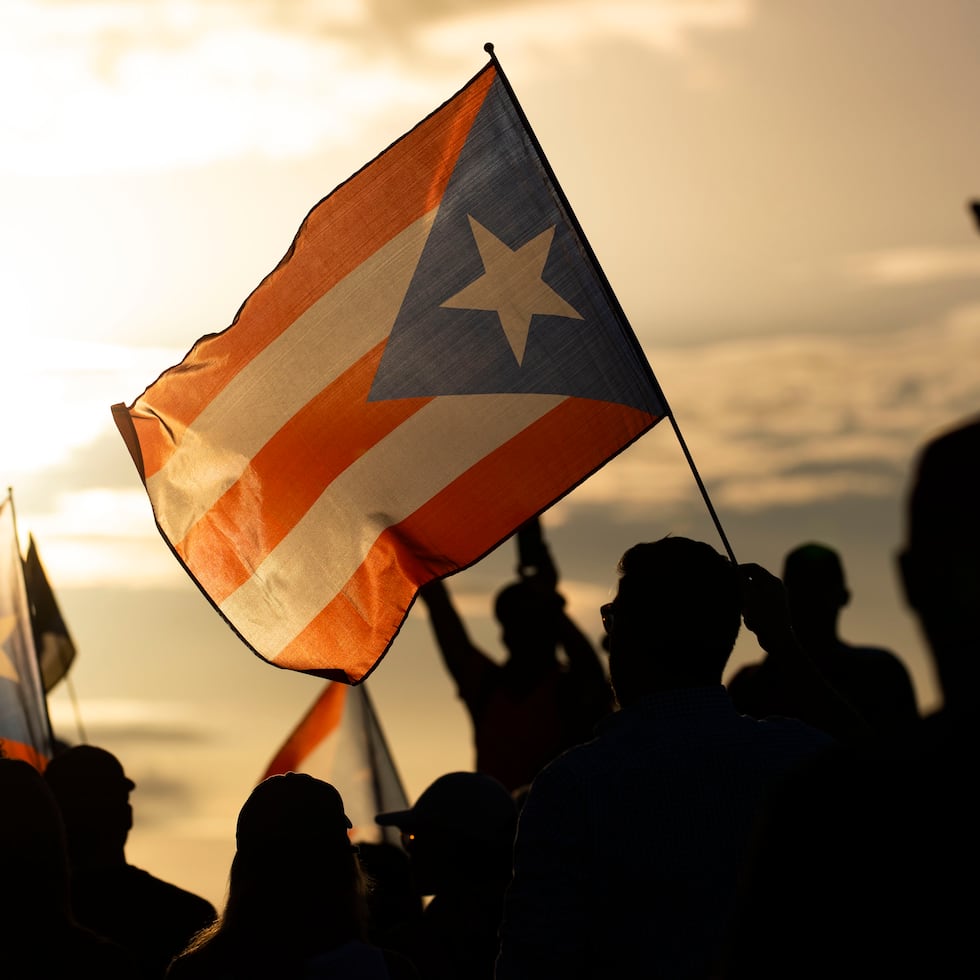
[
  {"left": 111, "top": 48, "right": 665, "bottom": 683},
  {"left": 0, "top": 492, "right": 54, "bottom": 769},
  {"left": 262, "top": 681, "right": 409, "bottom": 845},
  {"left": 23, "top": 535, "right": 77, "bottom": 693}
]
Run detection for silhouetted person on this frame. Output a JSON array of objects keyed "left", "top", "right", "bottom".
[
  {"left": 167, "top": 772, "right": 418, "bottom": 979},
  {"left": 0, "top": 756, "right": 146, "bottom": 979},
  {"left": 900, "top": 415, "right": 980, "bottom": 738},
  {"left": 375, "top": 771, "right": 518, "bottom": 980},
  {"left": 419, "top": 518, "right": 612, "bottom": 793},
  {"left": 717, "top": 415, "right": 980, "bottom": 978},
  {"left": 729, "top": 542, "right": 919, "bottom": 740},
  {"left": 495, "top": 536, "right": 837, "bottom": 980},
  {"left": 43, "top": 744, "right": 217, "bottom": 978}
]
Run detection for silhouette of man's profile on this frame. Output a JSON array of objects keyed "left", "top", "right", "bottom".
[
  {"left": 43, "top": 744, "right": 216, "bottom": 978},
  {"left": 376, "top": 771, "right": 518, "bottom": 980},
  {"left": 1, "top": 756, "right": 145, "bottom": 978},
  {"left": 496, "top": 535, "right": 835, "bottom": 980}
]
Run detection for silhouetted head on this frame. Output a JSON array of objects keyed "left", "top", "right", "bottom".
[
  {"left": 376, "top": 771, "right": 518, "bottom": 896},
  {"left": 783, "top": 542, "right": 849, "bottom": 635},
  {"left": 898, "top": 414, "right": 980, "bottom": 708},
  {"left": 221, "top": 773, "right": 366, "bottom": 950},
  {"left": 602, "top": 536, "right": 741, "bottom": 705},
  {"left": 236, "top": 771, "right": 351, "bottom": 852},
  {"left": 494, "top": 580, "right": 562, "bottom": 667},
  {"left": 43, "top": 744, "right": 135, "bottom": 858}
]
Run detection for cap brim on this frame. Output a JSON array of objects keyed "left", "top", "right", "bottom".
[{"left": 375, "top": 808, "right": 413, "bottom": 828}]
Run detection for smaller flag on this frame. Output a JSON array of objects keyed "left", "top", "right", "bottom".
[
  {"left": 23, "top": 535, "right": 77, "bottom": 693},
  {"left": 262, "top": 681, "right": 409, "bottom": 845},
  {"left": 0, "top": 493, "right": 53, "bottom": 769}
]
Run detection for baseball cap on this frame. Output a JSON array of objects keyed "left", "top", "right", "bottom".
[
  {"left": 236, "top": 772, "right": 352, "bottom": 851},
  {"left": 43, "top": 745, "right": 136, "bottom": 804},
  {"left": 375, "top": 771, "right": 517, "bottom": 842}
]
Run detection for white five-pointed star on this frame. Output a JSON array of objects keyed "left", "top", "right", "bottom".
[
  {"left": 0, "top": 614, "right": 20, "bottom": 681},
  {"left": 441, "top": 215, "right": 583, "bottom": 365}
]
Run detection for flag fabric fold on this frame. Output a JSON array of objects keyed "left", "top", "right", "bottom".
[
  {"left": 0, "top": 493, "right": 54, "bottom": 768},
  {"left": 23, "top": 535, "right": 77, "bottom": 693},
  {"left": 262, "top": 681, "right": 409, "bottom": 845},
  {"left": 112, "top": 55, "right": 665, "bottom": 683}
]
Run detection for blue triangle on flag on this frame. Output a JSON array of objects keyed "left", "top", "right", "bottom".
[{"left": 368, "top": 77, "right": 658, "bottom": 415}]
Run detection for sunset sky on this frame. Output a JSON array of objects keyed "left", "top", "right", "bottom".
[{"left": 2, "top": 0, "right": 979, "bottom": 907}]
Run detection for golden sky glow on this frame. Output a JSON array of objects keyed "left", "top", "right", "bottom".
[{"left": 2, "top": 0, "right": 979, "bottom": 906}]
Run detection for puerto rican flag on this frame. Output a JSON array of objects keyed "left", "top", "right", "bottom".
[
  {"left": 113, "top": 55, "right": 664, "bottom": 683},
  {"left": 0, "top": 492, "right": 53, "bottom": 769},
  {"left": 261, "top": 681, "right": 409, "bottom": 845}
]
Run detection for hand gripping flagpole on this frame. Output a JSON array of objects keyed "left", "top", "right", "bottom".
[{"left": 483, "top": 43, "right": 738, "bottom": 566}]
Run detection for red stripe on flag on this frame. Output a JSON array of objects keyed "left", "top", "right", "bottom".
[
  {"left": 0, "top": 740, "right": 49, "bottom": 772},
  {"left": 408, "top": 397, "right": 661, "bottom": 571},
  {"left": 176, "top": 342, "right": 431, "bottom": 603},
  {"left": 261, "top": 681, "right": 348, "bottom": 779},
  {"left": 274, "top": 398, "right": 659, "bottom": 679},
  {"left": 127, "top": 68, "right": 496, "bottom": 480}
]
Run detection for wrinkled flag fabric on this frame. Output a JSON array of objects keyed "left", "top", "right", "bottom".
[
  {"left": 112, "top": 58, "right": 664, "bottom": 682},
  {"left": 0, "top": 494, "right": 53, "bottom": 768},
  {"left": 262, "top": 681, "right": 409, "bottom": 845},
  {"left": 24, "top": 536, "right": 77, "bottom": 693}
]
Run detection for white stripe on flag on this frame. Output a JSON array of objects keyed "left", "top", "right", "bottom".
[
  {"left": 146, "top": 210, "right": 436, "bottom": 544},
  {"left": 220, "top": 392, "right": 564, "bottom": 658}
]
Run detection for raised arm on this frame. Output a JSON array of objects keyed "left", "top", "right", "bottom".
[{"left": 418, "top": 578, "right": 492, "bottom": 698}]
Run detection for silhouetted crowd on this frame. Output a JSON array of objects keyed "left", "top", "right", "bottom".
[{"left": 3, "top": 412, "right": 978, "bottom": 978}]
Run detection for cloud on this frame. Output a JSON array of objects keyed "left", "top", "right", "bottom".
[
  {"left": 1, "top": 0, "right": 753, "bottom": 175},
  {"left": 562, "top": 300, "right": 980, "bottom": 516},
  {"left": 7, "top": 297, "right": 977, "bottom": 590},
  {"left": 17, "top": 298, "right": 977, "bottom": 592},
  {"left": 0, "top": 338, "right": 185, "bottom": 479},
  {"left": 844, "top": 247, "right": 980, "bottom": 286},
  {"left": 47, "top": 695, "right": 199, "bottom": 733},
  {"left": 18, "top": 493, "right": 185, "bottom": 589},
  {"left": 416, "top": 0, "right": 752, "bottom": 60}
]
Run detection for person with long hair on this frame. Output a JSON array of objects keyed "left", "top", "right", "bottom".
[{"left": 166, "top": 772, "right": 417, "bottom": 979}]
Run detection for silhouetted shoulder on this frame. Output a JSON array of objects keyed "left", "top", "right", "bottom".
[
  {"left": 845, "top": 643, "right": 911, "bottom": 672},
  {"left": 121, "top": 864, "right": 217, "bottom": 922},
  {"left": 9, "top": 922, "right": 151, "bottom": 980},
  {"left": 727, "top": 663, "right": 762, "bottom": 702}
]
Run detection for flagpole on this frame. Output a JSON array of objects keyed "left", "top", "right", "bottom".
[
  {"left": 361, "top": 685, "right": 385, "bottom": 808},
  {"left": 62, "top": 676, "right": 88, "bottom": 745},
  {"left": 26, "top": 535, "right": 88, "bottom": 744},
  {"left": 7, "top": 487, "right": 58, "bottom": 749},
  {"left": 359, "top": 684, "right": 410, "bottom": 847},
  {"left": 482, "top": 43, "right": 738, "bottom": 566}
]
